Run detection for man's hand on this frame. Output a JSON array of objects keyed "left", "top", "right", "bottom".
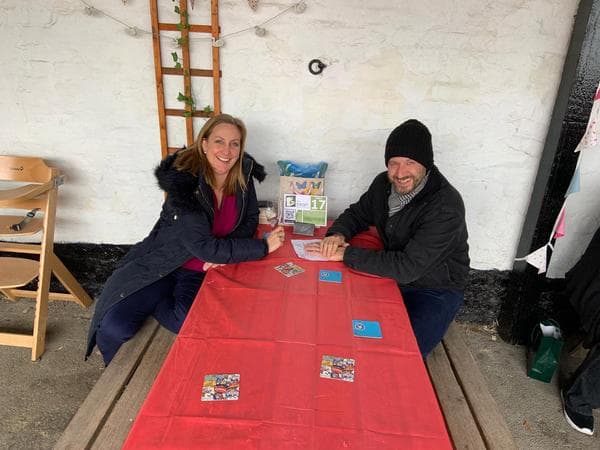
[
  {"left": 305, "top": 238, "right": 348, "bottom": 261},
  {"left": 328, "top": 243, "right": 348, "bottom": 261},
  {"left": 319, "top": 233, "right": 346, "bottom": 257}
]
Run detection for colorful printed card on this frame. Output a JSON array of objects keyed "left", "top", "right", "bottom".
[
  {"left": 282, "top": 194, "right": 327, "bottom": 226},
  {"left": 352, "top": 320, "right": 383, "bottom": 339},
  {"left": 201, "top": 373, "right": 240, "bottom": 401},
  {"left": 319, "top": 355, "right": 355, "bottom": 382},
  {"left": 319, "top": 269, "right": 342, "bottom": 283},
  {"left": 274, "top": 262, "right": 305, "bottom": 277}
]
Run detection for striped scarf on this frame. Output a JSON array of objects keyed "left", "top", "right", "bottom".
[{"left": 388, "top": 171, "right": 429, "bottom": 216}]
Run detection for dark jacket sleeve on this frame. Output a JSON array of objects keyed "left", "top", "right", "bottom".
[
  {"left": 343, "top": 203, "right": 465, "bottom": 285},
  {"left": 178, "top": 200, "right": 267, "bottom": 264},
  {"left": 327, "top": 179, "right": 378, "bottom": 240}
]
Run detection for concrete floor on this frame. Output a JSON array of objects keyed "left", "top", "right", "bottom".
[{"left": 0, "top": 299, "right": 598, "bottom": 449}]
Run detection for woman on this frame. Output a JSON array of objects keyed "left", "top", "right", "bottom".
[{"left": 86, "top": 114, "right": 285, "bottom": 365}]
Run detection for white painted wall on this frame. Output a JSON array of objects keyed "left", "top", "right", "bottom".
[{"left": 0, "top": 0, "right": 584, "bottom": 271}]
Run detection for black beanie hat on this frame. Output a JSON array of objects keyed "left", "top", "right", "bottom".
[{"left": 384, "top": 119, "right": 433, "bottom": 169}]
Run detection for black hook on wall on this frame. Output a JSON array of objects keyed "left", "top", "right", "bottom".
[{"left": 308, "top": 59, "right": 327, "bottom": 75}]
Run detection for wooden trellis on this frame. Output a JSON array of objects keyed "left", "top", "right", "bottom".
[{"left": 149, "top": 0, "right": 221, "bottom": 158}]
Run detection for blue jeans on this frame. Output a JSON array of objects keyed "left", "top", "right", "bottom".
[
  {"left": 564, "top": 343, "right": 600, "bottom": 417},
  {"left": 96, "top": 268, "right": 205, "bottom": 365},
  {"left": 400, "top": 287, "right": 464, "bottom": 357}
]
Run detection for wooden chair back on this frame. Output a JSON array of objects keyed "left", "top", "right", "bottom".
[
  {"left": 0, "top": 156, "right": 54, "bottom": 183},
  {"left": 0, "top": 155, "right": 91, "bottom": 360}
]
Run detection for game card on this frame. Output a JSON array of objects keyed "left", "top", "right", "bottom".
[
  {"left": 201, "top": 373, "right": 240, "bottom": 401},
  {"left": 274, "top": 262, "right": 305, "bottom": 277},
  {"left": 319, "top": 269, "right": 342, "bottom": 283},
  {"left": 352, "top": 320, "right": 383, "bottom": 339},
  {"left": 319, "top": 355, "right": 355, "bottom": 382}
]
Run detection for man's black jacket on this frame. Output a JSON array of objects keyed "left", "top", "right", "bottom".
[{"left": 327, "top": 165, "right": 469, "bottom": 290}]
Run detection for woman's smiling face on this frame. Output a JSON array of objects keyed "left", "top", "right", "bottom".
[{"left": 201, "top": 123, "right": 242, "bottom": 178}]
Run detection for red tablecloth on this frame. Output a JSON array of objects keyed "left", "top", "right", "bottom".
[{"left": 124, "top": 227, "right": 451, "bottom": 449}]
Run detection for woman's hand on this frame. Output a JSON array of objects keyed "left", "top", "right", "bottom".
[{"left": 266, "top": 225, "right": 286, "bottom": 254}]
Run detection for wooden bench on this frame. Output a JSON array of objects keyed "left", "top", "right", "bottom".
[
  {"left": 426, "top": 321, "right": 517, "bottom": 449},
  {"left": 56, "top": 320, "right": 516, "bottom": 449},
  {"left": 54, "top": 319, "right": 175, "bottom": 450}
]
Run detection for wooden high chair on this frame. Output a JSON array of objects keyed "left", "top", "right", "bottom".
[{"left": 0, "top": 156, "right": 92, "bottom": 360}]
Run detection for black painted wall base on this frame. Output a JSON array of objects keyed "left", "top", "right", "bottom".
[
  {"left": 498, "top": 0, "right": 599, "bottom": 344},
  {"left": 498, "top": 267, "right": 581, "bottom": 345},
  {"left": 53, "top": 243, "right": 131, "bottom": 298}
]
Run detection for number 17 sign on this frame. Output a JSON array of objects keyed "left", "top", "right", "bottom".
[{"left": 283, "top": 194, "right": 327, "bottom": 226}]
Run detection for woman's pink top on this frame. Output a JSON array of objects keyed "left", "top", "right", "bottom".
[{"left": 181, "top": 194, "right": 238, "bottom": 272}]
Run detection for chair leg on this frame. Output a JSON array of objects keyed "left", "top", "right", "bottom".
[
  {"left": 0, "top": 288, "right": 17, "bottom": 301},
  {"left": 31, "top": 289, "right": 49, "bottom": 361},
  {"left": 51, "top": 253, "right": 93, "bottom": 307},
  {"left": 31, "top": 253, "right": 54, "bottom": 361}
]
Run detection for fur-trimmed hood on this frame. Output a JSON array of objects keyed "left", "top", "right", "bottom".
[{"left": 154, "top": 152, "right": 266, "bottom": 212}]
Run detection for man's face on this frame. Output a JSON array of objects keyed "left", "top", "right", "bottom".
[{"left": 387, "top": 156, "right": 427, "bottom": 194}]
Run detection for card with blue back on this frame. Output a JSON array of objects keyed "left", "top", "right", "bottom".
[
  {"left": 352, "top": 320, "right": 382, "bottom": 339},
  {"left": 319, "top": 269, "right": 342, "bottom": 283}
]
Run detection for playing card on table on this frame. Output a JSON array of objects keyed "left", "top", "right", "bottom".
[
  {"left": 319, "top": 355, "right": 355, "bottom": 382},
  {"left": 319, "top": 269, "right": 342, "bottom": 283},
  {"left": 201, "top": 373, "right": 240, "bottom": 401},
  {"left": 352, "top": 320, "right": 383, "bottom": 339},
  {"left": 274, "top": 262, "right": 305, "bottom": 277}
]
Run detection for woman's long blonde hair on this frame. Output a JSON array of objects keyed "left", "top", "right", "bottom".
[{"left": 174, "top": 114, "right": 247, "bottom": 196}]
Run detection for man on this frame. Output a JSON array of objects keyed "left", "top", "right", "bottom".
[
  {"left": 561, "top": 224, "right": 600, "bottom": 436},
  {"left": 309, "top": 119, "right": 469, "bottom": 357}
]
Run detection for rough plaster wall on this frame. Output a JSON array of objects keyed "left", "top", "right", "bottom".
[
  {"left": 0, "top": 0, "right": 162, "bottom": 244},
  {"left": 0, "top": 0, "right": 579, "bottom": 270}
]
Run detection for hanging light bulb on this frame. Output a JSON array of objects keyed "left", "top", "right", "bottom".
[
  {"left": 294, "top": 1, "right": 307, "bottom": 14},
  {"left": 84, "top": 6, "right": 96, "bottom": 16},
  {"left": 254, "top": 26, "right": 266, "bottom": 37},
  {"left": 212, "top": 37, "right": 225, "bottom": 48},
  {"left": 125, "top": 26, "right": 139, "bottom": 37}
]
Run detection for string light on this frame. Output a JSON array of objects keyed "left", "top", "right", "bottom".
[
  {"left": 125, "top": 26, "right": 139, "bottom": 37},
  {"left": 215, "top": 1, "right": 305, "bottom": 44},
  {"left": 80, "top": 1, "right": 151, "bottom": 35},
  {"left": 78, "top": 1, "right": 308, "bottom": 47},
  {"left": 294, "top": 1, "right": 307, "bottom": 14}
]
